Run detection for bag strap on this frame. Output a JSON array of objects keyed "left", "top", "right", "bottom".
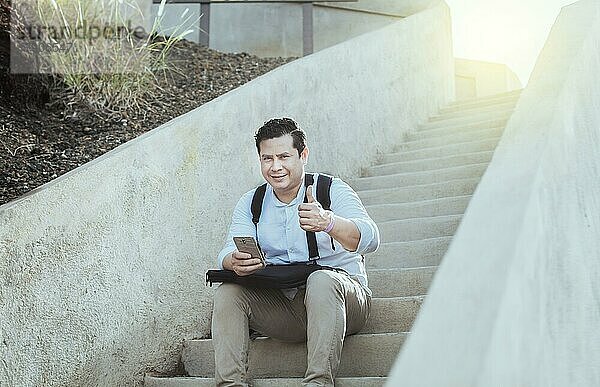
[
  {"left": 251, "top": 183, "right": 267, "bottom": 227},
  {"left": 303, "top": 173, "right": 319, "bottom": 260},
  {"left": 250, "top": 183, "right": 267, "bottom": 252},
  {"left": 316, "top": 173, "right": 333, "bottom": 210},
  {"left": 316, "top": 173, "right": 335, "bottom": 251}
]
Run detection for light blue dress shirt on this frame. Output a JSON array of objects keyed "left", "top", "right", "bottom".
[{"left": 217, "top": 173, "right": 380, "bottom": 288}]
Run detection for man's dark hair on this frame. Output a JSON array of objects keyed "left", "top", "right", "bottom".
[{"left": 254, "top": 118, "right": 307, "bottom": 156}]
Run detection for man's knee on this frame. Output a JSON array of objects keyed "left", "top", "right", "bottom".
[
  {"left": 213, "top": 283, "right": 248, "bottom": 313},
  {"left": 214, "top": 282, "right": 246, "bottom": 299},
  {"left": 305, "top": 270, "right": 344, "bottom": 300}
]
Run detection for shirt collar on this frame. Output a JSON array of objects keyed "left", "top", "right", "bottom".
[{"left": 270, "top": 175, "right": 307, "bottom": 207}]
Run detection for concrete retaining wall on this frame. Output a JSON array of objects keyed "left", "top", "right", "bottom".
[
  {"left": 388, "top": 0, "right": 600, "bottom": 385},
  {"left": 119, "top": 0, "right": 153, "bottom": 33},
  {"left": 0, "top": 2, "right": 453, "bottom": 386},
  {"left": 319, "top": 0, "right": 435, "bottom": 16},
  {"left": 210, "top": 3, "right": 400, "bottom": 57},
  {"left": 152, "top": 1, "right": 407, "bottom": 57},
  {"left": 455, "top": 58, "right": 522, "bottom": 100}
]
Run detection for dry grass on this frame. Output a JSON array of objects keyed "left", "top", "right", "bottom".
[{"left": 10, "top": 0, "right": 196, "bottom": 114}]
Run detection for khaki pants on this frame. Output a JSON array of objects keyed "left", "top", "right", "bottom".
[{"left": 211, "top": 269, "right": 372, "bottom": 386}]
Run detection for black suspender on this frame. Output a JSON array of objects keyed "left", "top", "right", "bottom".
[
  {"left": 250, "top": 183, "right": 267, "bottom": 252},
  {"left": 315, "top": 173, "right": 335, "bottom": 252},
  {"left": 251, "top": 173, "right": 334, "bottom": 261},
  {"left": 317, "top": 174, "right": 332, "bottom": 211},
  {"left": 251, "top": 183, "right": 267, "bottom": 226},
  {"left": 303, "top": 174, "right": 318, "bottom": 259}
]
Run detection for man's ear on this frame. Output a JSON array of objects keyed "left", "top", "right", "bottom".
[{"left": 301, "top": 146, "right": 309, "bottom": 164}]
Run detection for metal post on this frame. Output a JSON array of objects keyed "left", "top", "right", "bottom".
[
  {"left": 200, "top": 2, "right": 211, "bottom": 47},
  {"left": 302, "top": 3, "right": 313, "bottom": 56}
]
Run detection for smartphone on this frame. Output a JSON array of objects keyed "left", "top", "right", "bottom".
[{"left": 233, "top": 236, "right": 266, "bottom": 267}]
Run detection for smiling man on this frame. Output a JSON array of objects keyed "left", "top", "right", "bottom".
[{"left": 212, "top": 118, "right": 380, "bottom": 386}]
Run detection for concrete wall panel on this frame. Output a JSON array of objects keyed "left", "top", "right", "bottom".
[
  {"left": 388, "top": 1, "right": 600, "bottom": 385},
  {"left": 210, "top": 3, "right": 303, "bottom": 57},
  {"left": 0, "top": 2, "right": 454, "bottom": 386},
  {"left": 319, "top": 0, "right": 436, "bottom": 16},
  {"left": 455, "top": 58, "right": 522, "bottom": 100},
  {"left": 151, "top": 2, "right": 401, "bottom": 57}
]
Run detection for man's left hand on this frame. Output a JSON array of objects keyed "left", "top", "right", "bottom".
[{"left": 298, "top": 185, "right": 334, "bottom": 232}]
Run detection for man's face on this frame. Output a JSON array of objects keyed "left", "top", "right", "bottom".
[{"left": 259, "top": 134, "right": 308, "bottom": 202}]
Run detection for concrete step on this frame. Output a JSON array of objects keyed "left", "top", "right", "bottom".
[
  {"left": 361, "top": 296, "right": 424, "bottom": 333},
  {"left": 445, "top": 89, "right": 522, "bottom": 110},
  {"left": 194, "top": 296, "right": 415, "bottom": 333},
  {"left": 145, "top": 375, "right": 387, "bottom": 387},
  {"left": 182, "top": 332, "right": 408, "bottom": 378},
  {"left": 439, "top": 98, "right": 518, "bottom": 116},
  {"left": 368, "top": 266, "right": 437, "bottom": 298},
  {"left": 353, "top": 163, "right": 487, "bottom": 191},
  {"left": 413, "top": 117, "right": 507, "bottom": 140},
  {"left": 199, "top": 295, "right": 421, "bottom": 336},
  {"left": 430, "top": 100, "right": 516, "bottom": 121},
  {"left": 379, "top": 214, "right": 461, "bottom": 242},
  {"left": 366, "top": 150, "right": 494, "bottom": 175},
  {"left": 397, "top": 127, "right": 503, "bottom": 152},
  {"left": 438, "top": 96, "right": 519, "bottom": 115},
  {"left": 197, "top": 278, "right": 430, "bottom": 335},
  {"left": 382, "top": 138, "right": 500, "bottom": 163},
  {"left": 418, "top": 107, "right": 514, "bottom": 130},
  {"left": 366, "top": 195, "right": 471, "bottom": 222},
  {"left": 366, "top": 236, "right": 452, "bottom": 269},
  {"left": 357, "top": 178, "right": 479, "bottom": 205}
]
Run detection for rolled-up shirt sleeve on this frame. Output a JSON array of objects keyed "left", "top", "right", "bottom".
[
  {"left": 329, "top": 178, "right": 380, "bottom": 255},
  {"left": 216, "top": 190, "right": 256, "bottom": 269}
]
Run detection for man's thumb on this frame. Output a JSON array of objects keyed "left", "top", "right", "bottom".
[{"left": 306, "top": 185, "right": 316, "bottom": 203}]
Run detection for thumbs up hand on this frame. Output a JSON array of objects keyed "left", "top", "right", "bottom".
[
  {"left": 306, "top": 184, "right": 316, "bottom": 203},
  {"left": 298, "top": 185, "right": 333, "bottom": 232}
]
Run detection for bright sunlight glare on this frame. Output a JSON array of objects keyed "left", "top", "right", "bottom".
[{"left": 445, "top": 0, "right": 577, "bottom": 86}]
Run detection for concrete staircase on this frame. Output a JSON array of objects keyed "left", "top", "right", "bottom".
[{"left": 144, "top": 90, "right": 521, "bottom": 387}]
